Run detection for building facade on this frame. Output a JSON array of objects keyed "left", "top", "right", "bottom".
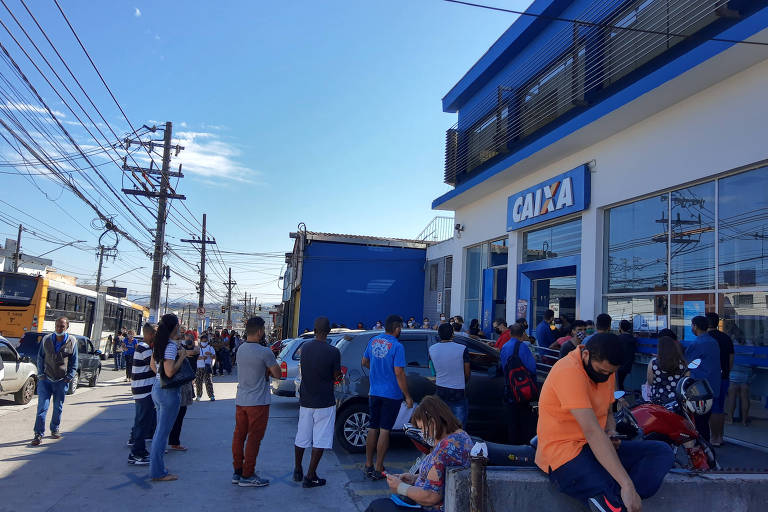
[{"left": 428, "top": 0, "right": 768, "bottom": 443}]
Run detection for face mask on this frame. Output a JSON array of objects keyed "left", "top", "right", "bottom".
[
  {"left": 440, "top": 316, "right": 445, "bottom": 321},
  {"left": 575, "top": 331, "right": 586, "bottom": 341},
  {"left": 494, "top": 327, "right": 501, "bottom": 334},
  {"left": 586, "top": 328, "right": 595, "bottom": 335},
  {"left": 583, "top": 355, "right": 611, "bottom": 384}
]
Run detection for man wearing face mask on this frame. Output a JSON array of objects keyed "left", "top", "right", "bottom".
[
  {"left": 536, "top": 333, "right": 673, "bottom": 512},
  {"left": 31, "top": 316, "right": 78, "bottom": 446}
]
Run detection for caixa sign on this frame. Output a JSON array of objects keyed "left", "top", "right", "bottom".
[{"left": 506, "top": 164, "right": 591, "bottom": 231}]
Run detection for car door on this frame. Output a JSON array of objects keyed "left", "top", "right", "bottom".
[
  {"left": 398, "top": 333, "right": 435, "bottom": 402},
  {"left": 0, "top": 341, "right": 20, "bottom": 391},
  {"left": 77, "top": 337, "right": 97, "bottom": 374},
  {"left": 452, "top": 335, "right": 505, "bottom": 439}
]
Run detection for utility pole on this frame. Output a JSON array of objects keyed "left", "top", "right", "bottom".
[
  {"left": 121, "top": 122, "right": 185, "bottom": 323},
  {"left": 224, "top": 267, "right": 236, "bottom": 329},
  {"left": 163, "top": 265, "right": 171, "bottom": 315},
  {"left": 12, "top": 224, "right": 21, "bottom": 272},
  {"left": 181, "top": 213, "right": 216, "bottom": 329}
]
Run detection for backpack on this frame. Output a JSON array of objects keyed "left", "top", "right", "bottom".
[{"left": 504, "top": 341, "right": 539, "bottom": 404}]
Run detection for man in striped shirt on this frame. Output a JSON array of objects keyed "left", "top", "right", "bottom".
[{"left": 128, "top": 323, "right": 157, "bottom": 465}]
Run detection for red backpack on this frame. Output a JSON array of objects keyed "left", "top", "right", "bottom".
[{"left": 504, "top": 341, "right": 539, "bottom": 404}]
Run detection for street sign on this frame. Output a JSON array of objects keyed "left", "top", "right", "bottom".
[
  {"left": 106, "top": 286, "right": 127, "bottom": 298},
  {"left": 197, "top": 306, "right": 205, "bottom": 316}
]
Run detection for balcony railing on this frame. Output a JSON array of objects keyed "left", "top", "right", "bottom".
[
  {"left": 444, "top": 0, "right": 729, "bottom": 186},
  {"left": 417, "top": 216, "right": 455, "bottom": 243}
]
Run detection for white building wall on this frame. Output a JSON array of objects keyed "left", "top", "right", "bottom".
[{"left": 447, "top": 56, "right": 768, "bottom": 321}]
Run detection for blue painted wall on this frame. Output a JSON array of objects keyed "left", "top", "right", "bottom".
[{"left": 297, "top": 241, "right": 425, "bottom": 332}]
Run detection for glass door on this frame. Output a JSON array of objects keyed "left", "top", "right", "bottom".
[{"left": 533, "top": 275, "right": 577, "bottom": 327}]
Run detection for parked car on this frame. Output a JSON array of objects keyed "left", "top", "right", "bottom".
[
  {"left": 332, "top": 329, "right": 505, "bottom": 453},
  {"left": 0, "top": 336, "right": 38, "bottom": 404},
  {"left": 271, "top": 333, "right": 354, "bottom": 398},
  {"left": 17, "top": 332, "right": 103, "bottom": 394}
]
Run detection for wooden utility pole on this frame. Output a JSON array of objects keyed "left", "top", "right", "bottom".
[
  {"left": 12, "top": 224, "right": 21, "bottom": 272},
  {"left": 224, "top": 267, "right": 236, "bottom": 329},
  {"left": 181, "top": 213, "right": 216, "bottom": 327},
  {"left": 121, "top": 122, "right": 185, "bottom": 323}
]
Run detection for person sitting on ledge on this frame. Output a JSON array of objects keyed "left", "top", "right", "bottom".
[{"left": 536, "top": 333, "right": 674, "bottom": 512}]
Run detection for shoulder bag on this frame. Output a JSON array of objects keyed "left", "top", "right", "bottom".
[{"left": 160, "top": 344, "right": 196, "bottom": 389}]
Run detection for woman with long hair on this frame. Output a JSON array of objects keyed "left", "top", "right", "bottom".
[
  {"left": 647, "top": 336, "right": 687, "bottom": 405},
  {"left": 149, "top": 313, "right": 187, "bottom": 482},
  {"left": 366, "top": 396, "right": 473, "bottom": 512},
  {"left": 468, "top": 319, "right": 481, "bottom": 339}
]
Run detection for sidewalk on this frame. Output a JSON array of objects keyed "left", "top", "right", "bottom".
[{"left": 0, "top": 374, "right": 362, "bottom": 512}]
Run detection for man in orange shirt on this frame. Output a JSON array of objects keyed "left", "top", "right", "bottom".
[{"left": 536, "top": 333, "right": 673, "bottom": 512}]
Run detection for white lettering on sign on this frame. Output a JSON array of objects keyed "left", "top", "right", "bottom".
[{"left": 511, "top": 177, "right": 574, "bottom": 224}]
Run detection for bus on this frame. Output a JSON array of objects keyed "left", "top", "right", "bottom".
[{"left": 0, "top": 271, "right": 148, "bottom": 349}]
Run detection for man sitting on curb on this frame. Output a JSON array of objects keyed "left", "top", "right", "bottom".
[{"left": 536, "top": 333, "right": 674, "bottom": 512}]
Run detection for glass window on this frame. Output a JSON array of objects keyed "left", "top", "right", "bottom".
[
  {"left": 719, "top": 166, "right": 768, "bottom": 289},
  {"left": 670, "top": 182, "right": 715, "bottom": 290},
  {"left": 605, "top": 295, "right": 668, "bottom": 332},
  {"left": 606, "top": 194, "right": 668, "bottom": 293},
  {"left": 402, "top": 340, "right": 430, "bottom": 368},
  {"left": 444, "top": 256, "right": 453, "bottom": 288},
  {"left": 523, "top": 218, "right": 582, "bottom": 262},
  {"left": 719, "top": 292, "right": 768, "bottom": 346},
  {"left": 0, "top": 273, "right": 37, "bottom": 306},
  {"left": 464, "top": 244, "right": 487, "bottom": 322},
  {"left": 429, "top": 264, "right": 438, "bottom": 291},
  {"left": 489, "top": 239, "right": 508, "bottom": 267},
  {"left": 0, "top": 342, "right": 16, "bottom": 361},
  {"left": 669, "top": 293, "right": 715, "bottom": 342}
]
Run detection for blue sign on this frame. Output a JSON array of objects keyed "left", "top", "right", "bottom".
[
  {"left": 683, "top": 300, "right": 705, "bottom": 341},
  {"left": 506, "top": 164, "right": 591, "bottom": 231}
]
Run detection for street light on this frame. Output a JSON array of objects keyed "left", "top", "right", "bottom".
[{"left": 35, "top": 240, "right": 87, "bottom": 258}]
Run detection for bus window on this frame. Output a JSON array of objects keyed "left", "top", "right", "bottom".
[
  {"left": 0, "top": 272, "right": 38, "bottom": 306},
  {"left": 55, "top": 292, "right": 64, "bottom": 310},
  {"left": 65, "top": 294, "right": 75, "bottom": 313}
]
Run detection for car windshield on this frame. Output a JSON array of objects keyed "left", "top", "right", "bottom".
[{"left": 0, "top": 272, "right": 38, "bottom": 306}]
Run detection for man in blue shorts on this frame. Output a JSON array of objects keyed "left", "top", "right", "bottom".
[{"left": 362, "top": 314, "right": 413, "bottom": 480}]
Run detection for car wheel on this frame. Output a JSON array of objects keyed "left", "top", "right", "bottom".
[
  {"left": 335, "top": 402, "right": 370, "bottom": 453},
  {"left": 14, "top": 377, "right": 36, "bottom": 405},
  {"left": 67, "top": 375, "right": 79, "bottom": 395},
  {"left": 88, "top": 368, "right": 100, "bottom": 387}
]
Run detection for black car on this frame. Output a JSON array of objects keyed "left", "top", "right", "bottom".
[
  {"left": 333, "top": 329, "right": 506, "bottom": 453},
  {"left": 18, "top": 332, "right": 103, "bottom": 394}
]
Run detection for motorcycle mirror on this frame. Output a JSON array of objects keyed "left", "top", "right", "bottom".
[
  {"left": 688, "top": 359, "right": 702, "bottom": 370},
  {"left": 614, "top": 391, "right": 626, "bottom": 400}
]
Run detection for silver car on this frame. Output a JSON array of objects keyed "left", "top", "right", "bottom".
[
  {"left": 293, "top": 333, "right": 352, "bottom": 400},
  {"left": 0, "top": 336, "right": 38, "bottom": 404},
  {"left": 270, "top": 333, "right": 353, "bottom": 398}
]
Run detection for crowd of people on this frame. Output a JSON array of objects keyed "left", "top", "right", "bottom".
[{"left": 24, "top": 305, "right": 743, "bottom": 511}]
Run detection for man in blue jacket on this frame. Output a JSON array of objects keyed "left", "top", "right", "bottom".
[
  {"left": 685, "top": 316, "right": 721, "bottom": 443},
  {"left": 32, "top": 316, "right": 78, "bottom": 446},
  {"left": 536, "top": 309, "right": 556, "bottom": 348}
]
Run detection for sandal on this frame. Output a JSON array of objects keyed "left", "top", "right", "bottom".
[
  {"left": 169, "top": 445, "right": 188, "bottom": 451},
  {"left": 152, "top": 474, "right": 178, "bottom": 482}
]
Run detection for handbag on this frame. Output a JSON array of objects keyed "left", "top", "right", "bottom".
[{"left": 160, "top": 350, "right": 196, "bottom": 389}]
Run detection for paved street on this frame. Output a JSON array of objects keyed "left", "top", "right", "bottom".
[
  {"left": 0, "top": 367, "right": 417, "bottom": 512},
  {"left": 3, "top": 365, "right": 768, "bottom": 512}
]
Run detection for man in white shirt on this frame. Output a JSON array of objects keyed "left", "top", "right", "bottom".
[{"left": 195, "top": 333, "right": 216, "bottom": 401}]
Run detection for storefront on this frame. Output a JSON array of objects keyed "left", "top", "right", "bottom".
[{"left": 427, "top": 0, "right": 768, "bottom": 445}]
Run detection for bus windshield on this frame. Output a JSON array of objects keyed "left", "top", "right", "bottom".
[{"left": 0, "top": 272, "right": 38, "bottom": 306}]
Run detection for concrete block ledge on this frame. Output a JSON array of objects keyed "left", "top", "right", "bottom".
[{"left": 445, "top": 466, "right": 768, "bottom": 512}]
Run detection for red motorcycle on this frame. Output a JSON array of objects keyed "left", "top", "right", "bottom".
[{"left": 615, "top": 360, "right": 720, "bottom": 471}]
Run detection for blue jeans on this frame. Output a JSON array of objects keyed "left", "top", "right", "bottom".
[
  {"left": 34, "top": 378, "right": 69, "bottom": 435},
  {"left": 445, "top": 398, "right": 468, "bottom": 427},
  {"left": 114, "top": 352, "right": 124, "bottom": 370},
  {"left": 149, "top": 381, "right": 181, "bottom": 479},
  {"left": 549, "top": 440, "right": 674, "bottom": 505},
  {"left": 131, "top": 395, "right": 156, "bottom": 457}
]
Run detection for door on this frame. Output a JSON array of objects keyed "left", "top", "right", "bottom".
[
  {"left": 0, "top": 341, "right": 19, "bottom": 390},
  {"left": 532, "top": 275, "right": 577, "bottom": 327},
  {"left": 481, "top": 268, "right": 508, "bottom": 337}
]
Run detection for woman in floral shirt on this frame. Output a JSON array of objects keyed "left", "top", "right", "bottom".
[{"left": 365, "top": 396, "right": 473, "bottom": 511}]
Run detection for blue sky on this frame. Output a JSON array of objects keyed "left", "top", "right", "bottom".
[{"left": 1, "top": 0, "right": 529, "bottom": 305}]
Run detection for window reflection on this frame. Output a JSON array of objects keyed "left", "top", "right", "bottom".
[
  {"left": 523, "top": 218, "right": 582, "bottom": 262},
  {"left": 605, "top": 295, "right": 667, "bottom": 332},
  {"left": 670, "top": 182, "right": 715, "bottom": 290},
  {"left": 490, "top": 239, "right": 509, "bottom": 267},
  {"left": 719, "top": 166, "right": 768, "bottom": 289},
  {"left": 720, "top": 292, "right": 768, "bottom": 347},
  {"left": 606, "top": 195, "right": 668, "bottom": 293}
]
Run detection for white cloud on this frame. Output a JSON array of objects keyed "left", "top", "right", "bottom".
[
  {"left": 134, "top": 7, "right": 141, "bottom": 17},
  {"left": 3, "top": 101, "right": 66, "bottom": 119},
  {"left": 179, "top": 121, "right": 187, "bottom": 128},
  {"left": 174, "top": 131, "right": 259, "bottom": 184}
]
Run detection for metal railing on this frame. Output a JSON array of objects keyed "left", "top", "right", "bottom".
[
  {"left": 416, "top": 216, "right": 455, "bottom": 243},
  {"left": 444, "top": 0, "right": 728, "bottom": 186}
]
